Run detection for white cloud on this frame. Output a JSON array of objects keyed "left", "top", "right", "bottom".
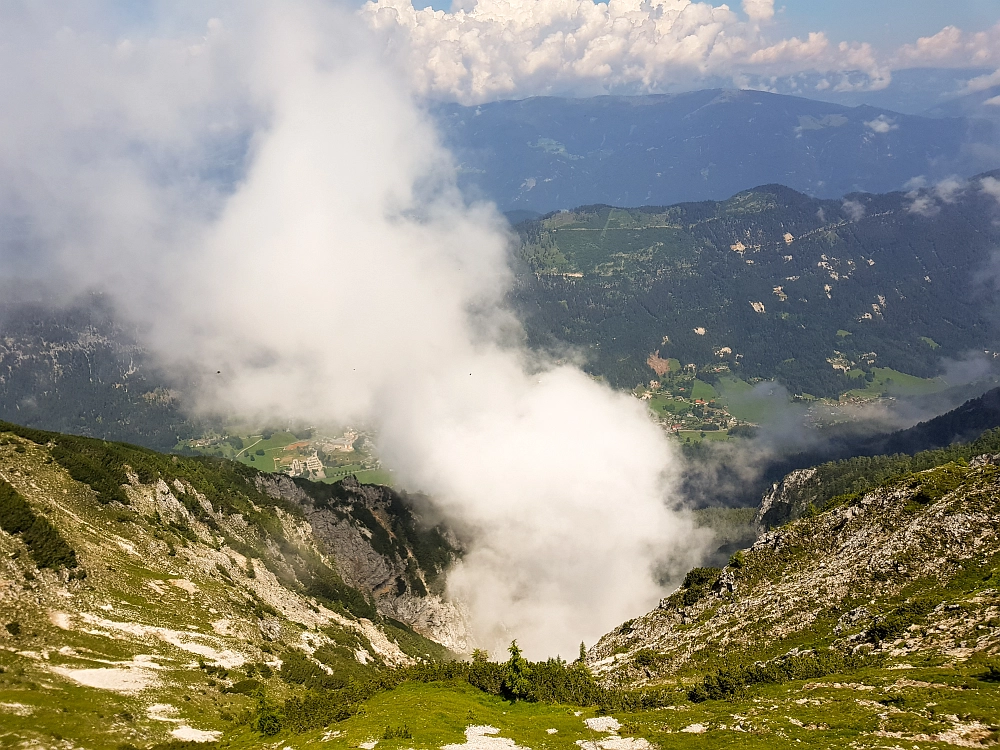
[
  {"left": 742, "top": 0, "right": 774, "bottom": 22},
  {"left": 934, "top": 176, "right": 966, "bottom": 203},
  {"left": 904, "top": 175, "right": 964, "bottom": 218},
  {"left": 352, "top": 10, "right": 1000, "bottom": 105},
  {"left": 904, "top": 177, "right": 965, "bottom": 217},
  {"left": 864, "top": 114, "right": 897, "bottom": 134},
  {"left": 894, "top": 22, "right": 1000, "bottom": 69},
  {"left": 0, "top": 0, "right": 707, "bottom": 659},
  {"left": 360, "top": 0, "right": 888, "bottom": 103},
  {"left": 907, "top": 194, "right": 939, "bottom": 217},
  {"left": 842, "top": 199, "right": 865, "bottom": 221},
  {"left": 982, "top": 176, "right": 1000, "bottom": 204},
  {"left": 960, "top": 68, "right": 1000, "bottom": 94}
]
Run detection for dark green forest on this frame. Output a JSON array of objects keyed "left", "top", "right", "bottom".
[{"left": 512, "top": 175, "right": 1000, "bottom": 396}]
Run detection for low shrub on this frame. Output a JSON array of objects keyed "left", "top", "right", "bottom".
[
  {"left": 633, "top": 649, "right": 663, "bottom": 669},
  {"left": 382, "top": 725, "right": 412, "bottom": 739},
  {"left": 274, "top": 642, "right": 638, "bottom": 734},
  {"left": 688, "top": 648, "right": 872, "bottom": 702},
  {"left": 868, "top": 597, "right": 937, "bottom": 643},
  {"left": 0, "top": 480, "right": 77, "bottom": 569},
  {"left": 224, "top": 679, "right": 262, "bottom": 695}
]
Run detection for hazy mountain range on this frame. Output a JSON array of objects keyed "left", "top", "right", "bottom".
[{"left": 435, "top": 88, "right": 1000, "bottom": 214}]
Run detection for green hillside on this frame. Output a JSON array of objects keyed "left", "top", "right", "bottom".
[
  {"left": 584, "top": 439, "right": 1000, "bottom": 748},
  {"left": 513, "top": 177, "right": 1000, "bottom": 397}
]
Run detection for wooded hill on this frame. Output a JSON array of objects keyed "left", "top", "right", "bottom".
[{"left": 513, "top": 172, "right": 1000, "bottom": 396}]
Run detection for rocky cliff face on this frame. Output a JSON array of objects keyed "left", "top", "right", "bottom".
[
  {"left": 257, "top": 474, "right": 472, "bottom": 652},
  {"left": 754, "top": 466, "right": 818, "bottom": 528}
]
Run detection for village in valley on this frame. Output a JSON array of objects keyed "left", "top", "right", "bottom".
[
  {"left": 632, "top": 344, "right": 969, "bottom": 444},
  {"left": 636, "top": 354, "right": 752, "bottom": 443},
  {"left": 177, "top": 426, "right": 392, "bottom": 484}
]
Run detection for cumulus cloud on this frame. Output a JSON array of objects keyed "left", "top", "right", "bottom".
[
  {"left": 960, "top": 67, "right": 1000, "bottom": 94},
  {"left": 934, "top": 176, "right": 966, "bottom": 203},
  {"left": 360, "top": 0, "right": 888, "bottom": 103},
  {"left": 0, "top": 1, "right": 708, "bottom": 658},
  {"left": 904, "top": 176, "right": 966, "bottom": 217},
  {"left": 894, "top": 22, "right": 1000, "bottom": 69},
  {"left": 982, "top": 176, "right": 1000, "bottom": 204},
  {"left": 906, "top": 195, "right": 939, "bottom": 217},
  {"left": 742, "top": 0, "right": 774, "bottom": 22},
  {"left": 904, "top": 178, "right": 935, "bottom": 216},
  {"left": 351, "top": 8, "right": 1000, "bottom": 105},
  {"left": 864, "top": 114, "right": 897, "bottom": 134}
]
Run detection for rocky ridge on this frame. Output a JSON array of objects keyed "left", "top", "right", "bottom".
[
  {"left": 591, "top": 456, "right": 1000, "bottom": 687},
  {"left": 754, "top": 466, "right": 818, "bottom": 529},
  {"left": 256, "top": 474, "right": 471, "bottom": 652},
  {"left": 0, "top": 425, "right": 465, "bottom": 748}
]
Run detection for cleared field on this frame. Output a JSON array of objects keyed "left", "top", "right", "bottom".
[
  {"left": 843, "top": 367, "right": 947, "bottom": 400},
  {"left": 713, "top": 375, "right": 779, "bottom": 424},
  {"left": 678, "top": 429, "right": 729, "bottom": 443},
  {"left": 690, "top": 379, "right": 718, "bottom": 401}
]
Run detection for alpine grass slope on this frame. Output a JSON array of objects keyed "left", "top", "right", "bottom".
[{"left": 0, "top": 421, "right": 464, "bottom": 748}]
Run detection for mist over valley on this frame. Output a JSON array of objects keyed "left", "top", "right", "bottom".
[{"left": 2, "top": 2, "right": 1000, "bottom": 748}]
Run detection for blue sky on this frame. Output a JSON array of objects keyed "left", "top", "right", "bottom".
[
  {"left": 115, "top": 0, "right": 1000, "bottom": 54},
  {"left": 773, "top": 0, "right": 1000, "bottom": 49}
]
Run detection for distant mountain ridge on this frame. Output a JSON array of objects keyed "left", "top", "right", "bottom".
[
  {"left": 873, "top": 387, "right": 1000, "bottom": 456},
  {"left": 685, "top": 384, "right": 1000, "bottom": 512},
  {"left": 434, "top": 89, "right": 1000, "bottom": 213},
  {"left": 755, "top": 393, "right": 1000, "bottom": 528}
]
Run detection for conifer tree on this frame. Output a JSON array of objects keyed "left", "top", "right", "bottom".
[{"left": 502, "top": 640, "right": 533, "bottom": 702}]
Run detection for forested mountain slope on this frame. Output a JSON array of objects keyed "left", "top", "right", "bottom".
[
  {"left": 513, "top": 173, "right": 1000, "bottom": 395},
  {"left": 4, "top": 173, "right": 1000, "bottom": 450},
  {"left": 714, "top": 386, "right": 1000, "bottom": 512},
  {"left": 757, "top": 398, "right": 1000, "bottom": 529}
]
